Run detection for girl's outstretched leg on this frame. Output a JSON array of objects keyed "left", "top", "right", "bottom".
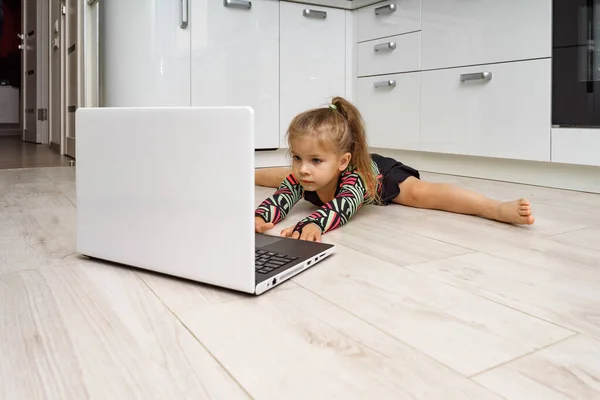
[
  {"left": 255, "top": 167, "right": 291, "bottom": 188},
  {"left": 393, "top": 177, "right": 534, "bottom": 225}
]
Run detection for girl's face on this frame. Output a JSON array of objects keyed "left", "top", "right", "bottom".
[{"left": 289, "top": 135, "right": 350, "bottom": 192}]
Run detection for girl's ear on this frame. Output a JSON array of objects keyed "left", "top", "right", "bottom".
[{"left": 338, "top": 152, "right": 352, "bottom": 171}]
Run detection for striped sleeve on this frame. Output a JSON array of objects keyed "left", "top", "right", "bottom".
[
  {"left": 255, "top": 173, "right": 304, "bottom": 224},
  {"left": 293, "top": 170, "right": 367, "bottom": 235}
]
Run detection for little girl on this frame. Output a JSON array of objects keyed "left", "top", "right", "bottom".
[{"left": 254, "top": 97, "right": 534, "bottom": 242}]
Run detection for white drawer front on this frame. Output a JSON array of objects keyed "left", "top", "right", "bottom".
[
  {"left": 421, "top": 59, "right": 551, "bottom": 161},
  {"left": 357, "top": 0, "right": 421, "bottom": 43},
  {"left": 422, "top": 0, "right": 551, "bottom": 70},
  {"left": 357, "top": 72, "right": 421, "bottom": 151},
  {"left": 358, "top": 32, "right": 420, "bottom": 77},
  {"left": 280, "top": 2, "right": 346, "bottom": 147},
  {"left": 552, "top": 129, "right": 600, "bottom": 167}
]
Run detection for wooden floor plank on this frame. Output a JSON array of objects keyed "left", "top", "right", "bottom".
[{"left": 0, "top": 261, "right": 249, "bottom": 400}]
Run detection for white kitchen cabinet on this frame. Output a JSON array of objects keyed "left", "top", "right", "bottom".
[
  {"left": 357, "top": 72, "right": 421, "bottom": 151},
  {"left": 421, "top": 0, "right": 551, "bottom": 70},
  {"left": 552, "top": 129, "right": 600, "bottom": 167},
  {"left": 191, "top": 0, "right": 280, "bottom": 149},
  {"left": 100, "top": 0, "right": 191, "bottom": 107},
  {"left": 357, "top": 0, "right": 421, "bottom": 43},
  {"left": 100, "top": 0, "right": 280, "bottom": 149},
  {"left": 420, "top": 59, "right": 551, "bottom": 161},
  {"left": 279, "top": 2, "right": 346, "bottom": 147},
  {"left": 357, "top": 32, "right": 420, "bottom": 77}
]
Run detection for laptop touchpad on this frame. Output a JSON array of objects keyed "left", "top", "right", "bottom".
[{"left": 255, "top": 234, "right": 283, "bottom": 248}]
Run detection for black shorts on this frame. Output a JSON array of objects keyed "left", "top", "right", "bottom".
[{"left": 371, "top": 153, "right": 420, "bottom": 204}]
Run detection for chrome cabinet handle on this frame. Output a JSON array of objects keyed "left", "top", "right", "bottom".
[
  {"left": 374, "top": 42, "right": 396, "bottom": 52},
  {"left": 374, "top": 80, "right": 396, "bottom": 88},
  {"left": 460, "top": 72, "right": 492, "bottom": 82},
  {"left": 224, "top": 0, "right": 252, "bottom": 9},
  {"left": 180, "top": 0, "right": 189, "bottom": 28},
  {"left": 375, "top": 4, "right": 397, "bottom": 16},
  {"left": 303, "top": 9, "right": 327, "bottom": 19}
]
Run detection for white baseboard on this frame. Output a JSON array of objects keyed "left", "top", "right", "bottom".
[
  {"left": 255, "top": 147, "right": 600, "bottom": 194},
  {"left": 374, "top": 148, "right": 600, "bottom": 194}
]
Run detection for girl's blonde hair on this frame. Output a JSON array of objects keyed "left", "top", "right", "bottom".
[{"left": 286, "top": 96, "right": 379, "bottom": 202}]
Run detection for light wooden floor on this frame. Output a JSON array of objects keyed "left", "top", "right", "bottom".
[
  {"left": 1, "top": 166, "right": 599, "bottom": 400},
  {"left": 0, "top": 135, "right": 71, "bottom": 170}
]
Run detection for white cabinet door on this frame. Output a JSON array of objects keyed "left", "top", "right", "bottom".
[
  {"left": 100, "top": 0, "right": 191, "bottom": 106},
  {"left": 357, "top": 72, "right": 421, "bottom": 151},
  {"left": 421, "top": 59, "right": 551, "bottom": 162},
  {"left": 191, "top": 0, "right": 279, "bottom": 150},
  {"left": 421, "top": 0, "right": 551, "bottom": 70},
  {"left": 280, "top": 2, "right": 346, "bottom": 147}
]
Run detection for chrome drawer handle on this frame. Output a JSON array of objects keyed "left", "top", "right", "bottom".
[
  {"left": 374, "top": 80, "right": 396, "bottom": 88},
  {"left": 374, "top": 42, "right": 396, "bottom": 52},
  {"left": 224, "top": 0, "right": 251, "bottom": 9},
  {"left": 460, "top": 72, "right": 492, "bottom": 82},
  {"left": 180, "top": 0, "right": 189, "bottom": 28},
  {"left": 375, "top": 4, "right": 397, "bottom": 16},
  {"left": 303, "top": 9, "right": 327, "bottom": 19}
]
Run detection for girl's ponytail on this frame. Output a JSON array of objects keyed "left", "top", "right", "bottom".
[{"left": 330, "top": 97, "right": 379, "bottom": 202}]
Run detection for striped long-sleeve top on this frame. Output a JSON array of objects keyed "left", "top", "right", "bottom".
[{"left": 255, "top": 161, "right": 381, "bottom": 235}]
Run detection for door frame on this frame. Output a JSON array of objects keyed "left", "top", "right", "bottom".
[
  {"left": 21, "top": 0, "right": 37, "bottom": 143},
  {"left": 48, "top": 0, "right": 64, "bottom": 152},
  {"left": 39, "top": 0, "right": 49, "bottom": 144},
  {"left": 21, "top": 0, "right": 50, "bottom": 144},
  {"left": 61, "top": 0, "right": 94, "bottom": 159},
  {"left": 84, "top": 0, "right": 100, "bottom": 107},
  {"left": 60, "top": 0, "right": 66, "bottom": 155},
  {"left": 62, "top": 0, "right": 77, "bottom": 158}
]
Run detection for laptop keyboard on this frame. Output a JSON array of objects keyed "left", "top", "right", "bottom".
[{"left": 255, "top": 250, "right": 299, "bottom": 275}]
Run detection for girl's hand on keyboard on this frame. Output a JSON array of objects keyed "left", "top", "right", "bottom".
[
  {"left": 280, "top": 226, "right": 295, "bottom": 238},
  {"left": 294, "top": 223, "right": 322, "bottom": 242},
  {"left": 282, "top": 223, "right": 321, "bottom": 242},
  {"left": 255, "top": 217, "right": 274, "bottom": 233}
]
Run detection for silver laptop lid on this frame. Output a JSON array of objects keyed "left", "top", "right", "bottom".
[{"left": 76, "top": 106, "right": 256, "bottom": 293}]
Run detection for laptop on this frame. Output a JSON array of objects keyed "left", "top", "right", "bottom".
[{"left": 75, "top": 106, "right": 334, "bottom": 295}]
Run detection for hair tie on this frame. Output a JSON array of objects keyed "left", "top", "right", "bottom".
[{"left": 329, "top": 104, "right": 337, "bottom": 110}]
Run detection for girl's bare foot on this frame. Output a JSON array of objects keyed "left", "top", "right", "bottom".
[{"left": 495, "top": 198, "right": 535, "bottom": 225}]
